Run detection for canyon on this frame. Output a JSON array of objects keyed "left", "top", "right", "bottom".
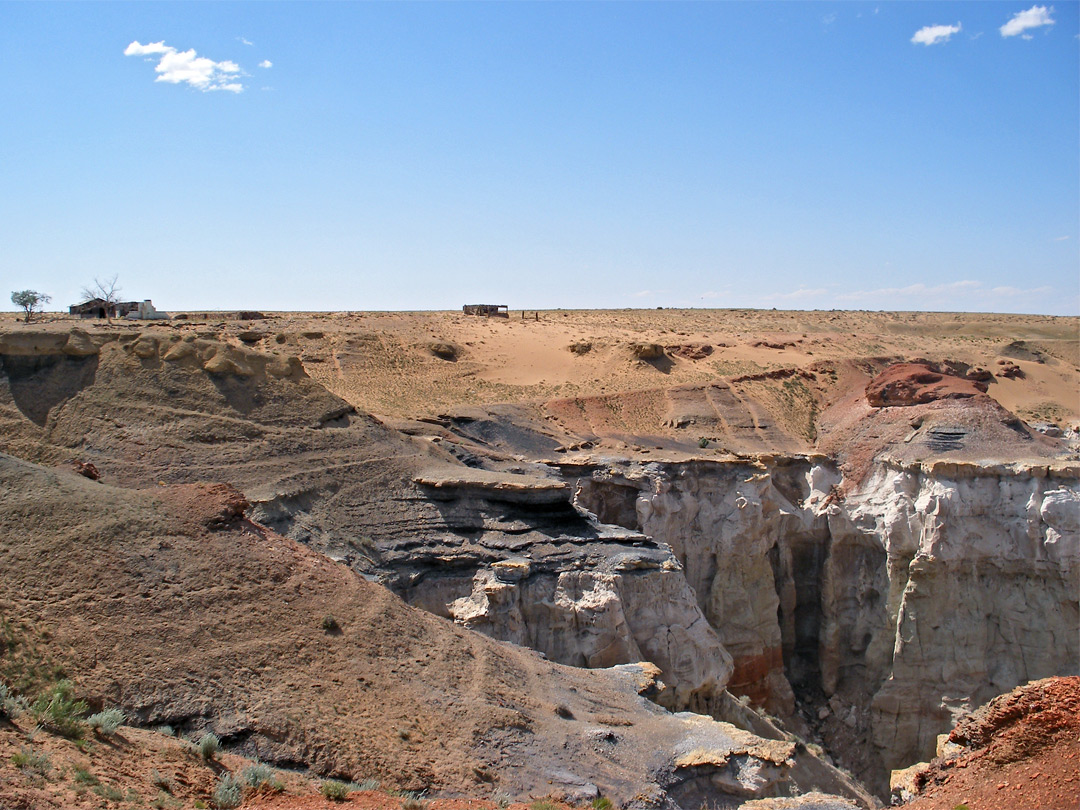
[{"left": 0, "top": 309, "right": 1076, "bottom": 808}]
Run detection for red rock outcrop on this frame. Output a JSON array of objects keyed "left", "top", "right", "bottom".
[{"left": 865, "top": 363, "right": 987, "bottom": 407}]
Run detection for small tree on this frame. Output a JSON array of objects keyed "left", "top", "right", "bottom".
[
  {"left": 11, "top": 290, "right": 51, "bottom": 323},
  {"left": 80, "top": 274, "right": 122, "bottom": 322}
]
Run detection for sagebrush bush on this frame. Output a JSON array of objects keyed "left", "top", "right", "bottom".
[
  {"left": 212, "top": 774, "right": 243, "bottom": 809},
  {"left": 0, "top": 682, "right": 28, "bottom": 719},
  {"left": 242, "top": 762, "right": 283, "bottom": 791},
  {"left": 11, "top": 745, "right": 52, "bottom": 777},
  {"left": 197, "top": 732, "right": 220, "bottom": 760},
  {"left": 87, "top": 707, "right": 125, "bottom": 736},
  {"left": 150, "top": 768, "right": 174, "bottom": 792},
  {"left": 592, "top": 798, "right": 613, "bottom": 810},
  {"left": 356, "top": 778, "right": 381, "bottom": 791},
  {"left": 321, "top": 780, "right": 352, "bottom": 801},
  {"left": 31, "top": 680, "right": 87, "bottom": 738},
  {"left": 72, "top": 765, "right": 99, "bottom": 785}
]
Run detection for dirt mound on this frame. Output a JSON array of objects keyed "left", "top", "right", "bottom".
[
  {"left": 864, "top": 363, "right": 988, "bottom": 407},
  {"left": 900, "top": 676, "right": 1080, "bottom": 810}
]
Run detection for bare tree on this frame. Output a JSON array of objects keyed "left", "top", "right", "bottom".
[
  {"left": 11, "top": 290, "right": 51, "bottom": 323},
  {"left": 81, "top": 275, "right": 122, "bottom": 322}
]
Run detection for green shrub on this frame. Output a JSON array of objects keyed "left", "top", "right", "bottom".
[
  {"left": 197, "top": 732, "right": 220, "bottom": 761},
  {"left": 530, "top": 801, "right": 558, "bottom": 810},
  {"left": 402, "top": 791, "right": 429, "bottom": 810},
  {"left": 87, "top": 707, "right": 125, "bottom": 736},
  {"left": 152, "top": 792, "right": 182, "bottom": 809},
  {"left": 492, "top": 792, "right": 511, "bottom": 809},
  {"left": 592, "top": 798, "right": 613, "bottom": 810},
  {"left": 93, "top": 782, "right": 125, "bottom": 802},
  {"left": 72, "top": 765, "right": 99, "bottom": 785},
  {"left": 11, "top": 745, "right": 51, "bottom": 777},
  {"left": 321, "top": 780, "right": 352, "bottom": 801},
  {"left": 242, "top": 762, "right": 283, "bottom": 791},
  {"left": 322, "top": 615, "right": 340, "bottom": 632},
  {"left": 356, "top": 778, "right": 381, "bottom": 791},
  {"left": 31, "top": 679, "right": 87, "bottom": 738},
  {"left": 155, "top": 724, "right": 175, "bottom": 737},
  {"left": 212, "top": 773, "right": 243, "bottom": 809}
]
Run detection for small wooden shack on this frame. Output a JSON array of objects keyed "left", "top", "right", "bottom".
[{"left": 462, "top": 304, "right": 509, "bottom": 318}]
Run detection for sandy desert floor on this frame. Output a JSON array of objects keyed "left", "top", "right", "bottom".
[{"left": 4, "top": 309, "right": 1076, "bottom": 428}]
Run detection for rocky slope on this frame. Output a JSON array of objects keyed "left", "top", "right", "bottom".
[{"left": 0, "top": 451, "right": 871, "bottom": 808}]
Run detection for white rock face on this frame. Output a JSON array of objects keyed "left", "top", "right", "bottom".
[
  {"left": 448, "top": 556, "right": 733, "bottom": 709},
  {"left": 845, "top": 461, "right": 1080, "bottom": 772},
  {"left": 573, "top": 457, "right": 1080, "bottom": 791}
]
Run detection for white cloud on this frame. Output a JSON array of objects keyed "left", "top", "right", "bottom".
[
  {"left": 124, "top": 40, "right": 245, "bottom": 92},
  {"left": 239, "top": 37, "right": 254, "bottom": 46},
  {"left": 259, "top": 60, "right": 273, "bottom": 69},
  {"left": 1000, "top": 5, "right": 1055, "bottom": 37},
  {"left": 911, "top": 22, "right": 962, "bottom": 45},
  {"left": 1053, "top": 235, "right": 1070, "bottom": 241},
  {"left": 124, "top": 40, "right": 172, "bottom": 56}
]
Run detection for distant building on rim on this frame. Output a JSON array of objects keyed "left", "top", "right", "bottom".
[
  {"left": 462, "top": 304, "right": 509, "bottom": 318},
  {"left": 69, "top": 298, "right": 169, "bottom": 320}
]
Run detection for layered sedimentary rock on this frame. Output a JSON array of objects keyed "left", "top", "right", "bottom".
[
  {"left": 569, "top": 455, "right": 1080, "bottom": 795},
  {"left": 382, "top": 468, "right": 734, "bottom": 711}
]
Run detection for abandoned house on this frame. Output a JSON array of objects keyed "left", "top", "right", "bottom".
[
  {"left": 462, "top": 304, "right": 509, "bottom": 318},
  {"left": 69, "top": 298, "right": 169, "bottom": 320}
]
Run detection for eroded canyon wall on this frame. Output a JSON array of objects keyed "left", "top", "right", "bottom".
[{"left": 572, "top": 456, "right": 1079, "bottom": 793}]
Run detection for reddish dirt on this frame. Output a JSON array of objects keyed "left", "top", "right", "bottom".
[
  {"left": 902, "top": 677, "right": 1080, "bottom": 810},
  {"left": 864, "top": 362, "right": 988, "bottom": 407},
  {"left": 249, "top": 793, "right": 560, "bottom": 810},
  {"left": 0, "top": 712, "right": 312, "bottom": 809}
]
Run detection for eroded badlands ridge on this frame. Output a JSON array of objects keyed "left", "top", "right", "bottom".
[{"left": 0, "top": 310, "right": 1077, "bottom": 806}]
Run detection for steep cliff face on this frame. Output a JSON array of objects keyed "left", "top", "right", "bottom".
[
  {"left": 571, "top": 457, "right": 1080, "bottom": 795},
  {"left": 843, "top": 461, "right": 1079, "bottom": 775}
]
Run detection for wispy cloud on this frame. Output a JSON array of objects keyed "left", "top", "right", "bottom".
[
  {"left": 1001, "top": 5, "right": 1055, "bottom": 37},
  {"left": 1053, "top": 235, "right": 1071, "bottom": 241},
  {"left": 989, "top": 285, "right": 1053, "bottom": 296},
  {"left": 124, "top": 40, "right": 244, "bottom": 93},
  {"left": 238, "top": 37, "right": 254, "bottom": 46},
  {"left": 911, "top": 22, "right": 962, "bottom": 45},
  {"left": 837, "top": 279, "right": 1055, "bottom": 303},
  {"left": 763, "top": 287, "right": 828, "bottom": 302},
  {"left": 259, "top": 60, "right": 273, "bottom": 69}
]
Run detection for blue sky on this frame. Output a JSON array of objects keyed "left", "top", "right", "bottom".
[{"left": 2, "top": 2, "right": 1077, "bottom": 314}]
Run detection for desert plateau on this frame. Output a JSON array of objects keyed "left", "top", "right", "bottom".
[{"left": 0, "top": 307, "right": 1076, "bottom": 810}]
